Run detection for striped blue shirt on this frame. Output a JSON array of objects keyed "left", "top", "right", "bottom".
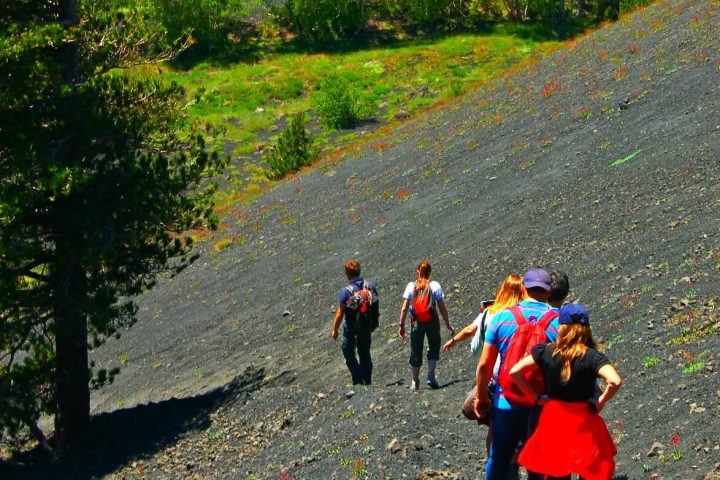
[{"left": 484, "top": 300, "right": 559, "bottom": 410}]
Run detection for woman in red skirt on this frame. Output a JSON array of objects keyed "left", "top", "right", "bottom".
[{"left": 509, "top": 304, "right": 622, "bottom": 480}]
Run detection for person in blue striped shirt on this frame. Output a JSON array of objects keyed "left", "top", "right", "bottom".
[{"left": 473, "top": 268, "right": 560, "bottom": 480}]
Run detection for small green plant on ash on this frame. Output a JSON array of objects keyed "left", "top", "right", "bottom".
[
  {"left": 682, "top": 361, "right": 704, "bottom": 374},
  {"left": 353, "top": 458, "right": 367, "bottom": 477},
  {"left": 265, "top": 113, "right": 320, "bottom": 180},
  {"left": 659, "top": 450, "right": 683, "bottom": 462},
  {"left": 340, "top": 407, "right": 356, "bottom": 419},
  {"left": 314, "top": 73, "right": 376, "bottom": 130},
  {"left": 643, "top": 356, "right": 661, "bottom": 369}
]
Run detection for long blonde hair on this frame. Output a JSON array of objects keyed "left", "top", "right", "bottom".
[
  {"left": 415, "top": 261, "right": 432, "bottom": 289},
  {"left": 552, "top": 323, "right": 598, "bottom": 380},
  {"left": 488, "top": 274, "right": 527, "bottom": 314}
]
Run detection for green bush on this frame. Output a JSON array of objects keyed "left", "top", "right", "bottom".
[
  {"left": 619, "top": 0, "right": 651, "bottom": 14},
  {"left": 313, "top": 74, "right": 375, "bottom": 130},
  {"left": 265, "top": 113, "right": 320, "bottom": 180},
  {"left": 153, "top": 0, "right": 250, "bottom": 52},
  {"left": 273, "top": 0, "right": 366, "bottom": 42},
  {"left": 382, "top": 0, "right": 459, "bottom": 24}
]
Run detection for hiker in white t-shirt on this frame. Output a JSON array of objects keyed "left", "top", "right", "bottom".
[{"left": 398, "top": 261, "right": 454, "bottom": 391}]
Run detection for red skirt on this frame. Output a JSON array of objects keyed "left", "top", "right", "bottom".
[{"left": 518, "top": 400, "right": 617, "bottom": 480}]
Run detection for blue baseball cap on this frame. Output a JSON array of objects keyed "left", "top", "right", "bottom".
[
  {"left": 523, "top": 268, "right": 551, "bottom": 291},
  {"left": 559, "top": 304, "right": 590, "bottom": 325}
]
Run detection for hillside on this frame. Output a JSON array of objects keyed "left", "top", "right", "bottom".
[{"left": 9, "top": 0, "right": 720, "bottom": 478}]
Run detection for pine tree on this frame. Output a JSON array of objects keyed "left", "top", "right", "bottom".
[{"left": 0, "top": 0, "right": 224, "bottom": 453}]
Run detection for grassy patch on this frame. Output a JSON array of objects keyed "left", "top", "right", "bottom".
[{"left": 159, "top": 32, "right": 559, "bottom": 149}]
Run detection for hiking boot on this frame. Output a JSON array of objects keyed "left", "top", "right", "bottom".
[{"left": 426, "top": 378, "right": 440, "bottom": 389}]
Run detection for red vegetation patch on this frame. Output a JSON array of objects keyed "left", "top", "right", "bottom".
[
  {"left": 669, "top": 430, "right": 682, "bottom": 447},
  {"left": 541, "top": 78, "right": 562, "bottom": 98},
  {"left": 395, "top": 189, "right": 414, "bottom": 201},
  {"left": 614, "top": 66, "right": 630, "bottom": 81}
]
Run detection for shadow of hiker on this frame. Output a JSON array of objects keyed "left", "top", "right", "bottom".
[{"left": 6, "top": 365, "right": 265, "bottom": 480}]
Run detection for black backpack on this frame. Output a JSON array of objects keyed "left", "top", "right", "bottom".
[{"left": 344, "top": 281, "right": 380, "bottom": 332}]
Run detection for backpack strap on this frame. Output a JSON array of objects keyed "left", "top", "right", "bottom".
[
  {"left": 478, "top": 308, "right": 490, "bottom": 343},
  {"left": 538, "top": 310, "right": 559, "bottom": 329},
  {"left": 508, "top": 305, "right": 526, "bottom": 325}
]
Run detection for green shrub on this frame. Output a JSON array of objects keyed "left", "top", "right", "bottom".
[
  {"left": 313, "top": 74, "right": 375, "bottom": 130},
  {"left": 153, "top": 0, "right": 250, "bottom": 52},
  {"left": 264, "top": 113, "right": 320, "bottom": 180},
  {"left": 619, "top": 0, "right": 651, "bottom": 15},
  {"left": 382, "top": 0, "right": 468, "bottom": 24},
  {"left": 273, "top": 0, "right": 366, "bottom": 42}
]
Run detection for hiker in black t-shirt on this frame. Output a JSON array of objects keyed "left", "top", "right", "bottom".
[{"left": 509, "top": 304, "right": 622, "bottom": 480}]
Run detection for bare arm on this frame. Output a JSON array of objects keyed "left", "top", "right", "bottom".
[
  {"left": 594, "top": 364, "right": 622, "bottom": 413},
  {"left": 509, "top": 354, "right": 542, "bottom": 403},
  {"left": 473, "top": 342, "right": 498, "bottom": 416},
  {"left": 398, "top": 298, "right": 410, "bottom": 339},
  {"left": 437, "top": 299, "right": 454, "bottom": 334},
  {"left": 443, "top": 323, "right": 478, "bottom": 351},
  {"left": 331, "top": 305, "right": 344, "bottom": 340}
]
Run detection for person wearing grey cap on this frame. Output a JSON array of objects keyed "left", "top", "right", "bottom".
[
  {"left": 473, "top": 268, "right": 559, "bottom": 480},
  {"left": 509, "top": 304, "right": 622, "bottom": 480}
]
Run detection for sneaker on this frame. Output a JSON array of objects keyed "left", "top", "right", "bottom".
[{"left": 426, "top": 378, "right": 440, "bottom": 389}]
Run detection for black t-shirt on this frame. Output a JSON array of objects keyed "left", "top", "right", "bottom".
[{"left": 531, "top": 343, "right": 610, "bottom": 402}]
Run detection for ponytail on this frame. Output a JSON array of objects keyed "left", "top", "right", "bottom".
[{"left": 416, "top": 261, "right": 431, "bottom": 289}]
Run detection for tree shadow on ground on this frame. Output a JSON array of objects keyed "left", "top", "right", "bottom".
[
  {"left": 6, "top": 366, "right": 265, "bottom": 480},
  {"left": 167, "top": 16, "right": 596, "bottom": 71}
]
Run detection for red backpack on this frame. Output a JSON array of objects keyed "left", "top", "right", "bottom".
[
  {"left": 345, "top": 281, "right": 380, "bottom": 332},
  {"left": 497, "top": 306, "right": 558, "bottom": 407},
  {"left": 411, "top": 282, "right": 435, "bottom": 323}
]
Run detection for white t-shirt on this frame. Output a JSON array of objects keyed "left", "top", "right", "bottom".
[
  {"left": 403, "top": 281, "right": 444, "bottom": 302},
  {"left": 470, "top": 310, "right": 496, "bottom": 357}
]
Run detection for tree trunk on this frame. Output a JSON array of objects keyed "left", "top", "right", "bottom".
[
  {"left": 54, "top": 0, "right": 88, "bottom": 453},
  {"left": 54, "top": 266, "right": 90, "bottom": 451}
]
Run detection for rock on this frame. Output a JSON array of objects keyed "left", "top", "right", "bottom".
[
  {"left": 646, "top": 441, "right": 664, "bottom": 457},
  {"left": 394, "top": 109, "right": 410, "bottom": 120},
  {"left": 387, "top": 438, "right": 402, "bottom": 454},
  {"left": 346, "top": 390, "right": 355, "bottom": 399},
  {"left": 255, "top": 107, "right": 265, "bottom": 114}
]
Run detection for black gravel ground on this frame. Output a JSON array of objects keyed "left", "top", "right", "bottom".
[{"left": 7, "top": 0, "right": 720, "bottom": 478}]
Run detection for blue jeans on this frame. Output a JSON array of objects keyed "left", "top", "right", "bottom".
[
  {"left": 341, "top": 326, "right": 372, "bottom": 385},
  {"left": 485, "top": 407, "right": 531, "bottom": 480}
]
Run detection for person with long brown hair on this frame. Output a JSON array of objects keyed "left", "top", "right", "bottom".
[
  {"left": 509, "top": 304, "right": 622, "bottom": 480},
  {"left": 398, "top": 261, "right": 454, "bottom": 391}
]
